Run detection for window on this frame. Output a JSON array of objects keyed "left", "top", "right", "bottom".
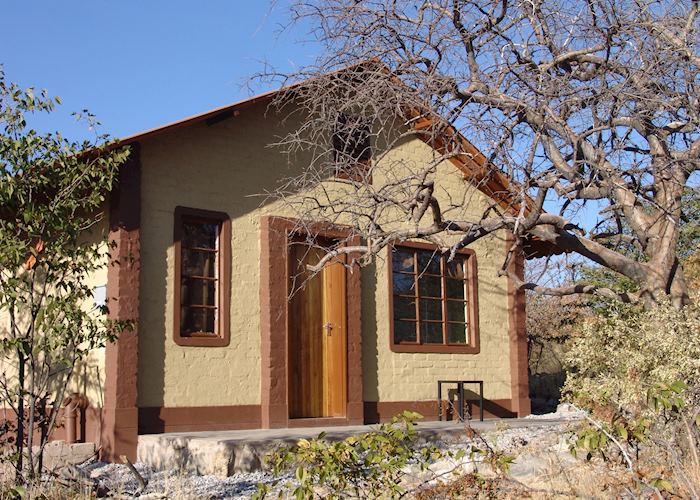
[
  {"left": 332, "top": 114, "right": 371, "bottom": 181},
  {"left": 388, "top": 242, "right": 479, "bottom": 353},
  {"left": 173, "top": 206, "right": 231, "bottom": 347}
]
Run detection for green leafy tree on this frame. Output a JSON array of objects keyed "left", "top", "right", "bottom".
[{"left": 0, "top": 69, "right": 130, "bottom": 482}]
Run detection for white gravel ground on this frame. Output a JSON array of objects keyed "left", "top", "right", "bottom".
[
  {"left": 80, "top": 461, "right": 292, "bottom": 499},
  {"left": 524, "top": 403, "right": 587, "bottom": 421},
  {"left": 76, "top": 405, "right": 583, "bottom": 498}
]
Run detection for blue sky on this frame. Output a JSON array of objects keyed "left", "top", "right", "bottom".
[
  {"left": 6, "top": 2, "right": 688, "bottom": 234},
  {"left": 2, "top": 1, "right": 315, "bottom": 141},
  {"left": 1, "top": 3, "right": 596, "bottom": 226}
]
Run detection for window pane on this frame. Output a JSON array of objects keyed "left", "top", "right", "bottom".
[
  {"left": 446, "top": 300, "right": 466, "bottom": 323},
  {"left": 394, "top": 320, "right": 417, "bottom": 343},
  {"left": 392, "top": 247, "right": 414, "bottom": 273},
  {"left": 393, "top": 296, "right": 416, "bottom": 320},
  {"left": 182, "top": 249, "right": 216, "bottom": 278},
  {"left": 332, "top": 116, "right": 371, "bottom": 163},
  {"left": 420, "top": 322, "right": 443, "bottom": 343},
  {"left": 390, "top": 245, "right": 476, "bottom": 350},
  {"left": 181, "top": 307, "right": 216, "bottom": 334},
  {"left": 417, "top": 250, "right": 441, "bottom": 275},
  {"left": 181, "top": 278, "right": 216, "bottom": 306},
  {"left": 183, "top": 222, "right": 218, "bottom": 249},
  {"left": 445, "top": 279, "right": 465, "bottom": 300},
  {"left": 392, "top": 272, "right": 415, "bottom": 295},
  {"left": 446, "top": 258, "right": 465, "bottom": 280},
  {"left": 419, "top": 275, "right": 442, "bottom": 298},
  {"left": 447, "top": 323, "right": 467, "bottom": 344},
  {"left": 419, "top": 298, "right": 442, "bottom": 321}
]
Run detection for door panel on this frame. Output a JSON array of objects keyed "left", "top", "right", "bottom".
[
  {"left": 288, "top": 242, "right": 347, "bottom": 419},
  {"left": 322, "top": 259, "right": 347, "bottom": 417}
]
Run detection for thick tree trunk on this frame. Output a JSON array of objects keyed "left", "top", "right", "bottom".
[
  {"left": 640, "top": 261, "right": 691, "bottom": 309},
  {"left": 669, "top": 260, "right": 691, "bottom": 308}
]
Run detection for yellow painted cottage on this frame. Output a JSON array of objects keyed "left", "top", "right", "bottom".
[{"left": 60, "top": 84, "right": 531, "bottom": 462}]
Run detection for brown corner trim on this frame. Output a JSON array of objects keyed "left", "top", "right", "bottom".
[
  {"left": 102, "top": 143, "right": 142, "bottom": 462},
  {"left": 506, "top": 232, "right": 531, "bottom": 417},
  {"left": 172, "top": 206, "right": 231, "bottom": 347},
  {"left": 260, "top": 216, "right": 364, "bottom": 429},
  {"left": 138, "top": 405, "right": 261, "bottom": 434}
]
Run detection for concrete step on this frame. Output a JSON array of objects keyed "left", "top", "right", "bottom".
[
  {"left": 137, "top": 418, "right": 567, "bottom": 477},
  {"left": 35, "top": 441, "right": 96, "bottom": 472}
]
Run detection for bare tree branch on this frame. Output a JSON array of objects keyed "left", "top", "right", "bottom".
[{"left": 256, "top": 0, "right": 700, "bottom": 307}]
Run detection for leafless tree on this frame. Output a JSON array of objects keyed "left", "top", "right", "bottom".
[{"left": 260, "top": 0, "right": 700, "bottom": 307}]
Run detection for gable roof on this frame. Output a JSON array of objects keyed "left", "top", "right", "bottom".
[
  {"left": 118, "top": 80, "right": 556, "bottom": 259},
  {"left": 119, "top": 87, "right": 519, "bottom": 208}
]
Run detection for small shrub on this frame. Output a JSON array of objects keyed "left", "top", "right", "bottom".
[
  {"left": 255, "top": 411, "right": 517, "bottom": 499},
  {"left": 255, "top": 411, "right": 444, "bottom": 499},
  {"left": 412, "top": 472, "right": 502, "bottom": 499}
]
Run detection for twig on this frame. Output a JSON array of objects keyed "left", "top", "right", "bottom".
[
  {"left": 574, "top": 408, "right": 634, "bottom": 471},
  {"left": 120, "top": 455, "right": 147, "bottom": 494}
]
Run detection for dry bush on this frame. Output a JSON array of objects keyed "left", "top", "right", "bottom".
[
  {"left": 686, "top": 250, "right": 700, "bottom": 294},
  {"left": 562, "top": 299, "right": 700, "bottom": 496},
  {"left": 0, "top": 480, "right": 91, "bottom": 500},
  {"left": 564, "top": 299, "right": 700, "bottom": 411}
]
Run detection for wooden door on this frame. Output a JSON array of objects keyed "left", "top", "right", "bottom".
[{"left": 288, "top": 242, "right": 347, "bottom": 418}]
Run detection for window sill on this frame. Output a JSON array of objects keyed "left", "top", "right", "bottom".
[
  {"left": 174, "top": 335, "right": 230, "bottom": 347},
  {"left": 390, "top": 343, "right": 480, "bottom": 354}
]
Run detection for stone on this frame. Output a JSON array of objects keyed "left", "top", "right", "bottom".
[
  {"left": 233, "top": 444, "right": 262, "bottom": 473},
  {"left": 507, "top": 452, "right": 549, "bottom": 480},
  {"left": 36, "top": 441, "right": 96, "bottom": 471}
]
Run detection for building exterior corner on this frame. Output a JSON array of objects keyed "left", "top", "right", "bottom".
[{"left": 101, "top": 143, "right": 141, "bottom": 461}]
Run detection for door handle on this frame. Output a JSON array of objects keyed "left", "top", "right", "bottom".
[{"left": 323, "top": 322, "right": 333, "bottom": 336}]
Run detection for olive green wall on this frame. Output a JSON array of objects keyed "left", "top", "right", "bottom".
[{"left": 137, "top": 101, "right": 514, "bottom": 408}]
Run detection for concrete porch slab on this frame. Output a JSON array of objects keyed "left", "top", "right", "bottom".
[{"left": 137, "top": 418, "right": 568, "bottom": 477}]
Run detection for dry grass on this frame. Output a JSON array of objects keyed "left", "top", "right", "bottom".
[
  {"left": 414, "top": 446, "right": 700, "bottom": 500},
  {"left": 413, "top": 473, "right": 532, "bottom": 500},
  {"left": 0, "top": 481, "right": 91, "bottom": 500}
]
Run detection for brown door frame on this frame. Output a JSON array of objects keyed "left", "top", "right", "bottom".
[{"left": 260, "top": 216, "right": 364, "bottom": 428}]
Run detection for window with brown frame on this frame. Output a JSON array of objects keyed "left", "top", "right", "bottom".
[
  {"left": 388, "top": 242, "right": 480, "bottom": 354},
  {"left": 173, "top": 206, "right": 231, "bottom": 347},
  {"left": 332, "top": 114, "right": 371, "bottom": 181}
]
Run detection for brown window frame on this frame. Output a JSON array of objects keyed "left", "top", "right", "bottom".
[
  {"left": 173, "top": 206, "right": 231, "bottom": 347},
  {"left": 388, "top": 241, "right": 480, "bottom": 354},
  {"left": 332, "top": 114, "right": 372, "bottom": 182}
]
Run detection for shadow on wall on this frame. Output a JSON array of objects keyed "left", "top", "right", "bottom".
[
  {"left": 73, "top": 351, "right": 105, "bottom": 408},
  {"left": 0, "top": 351, "right": 106, "bottom": 445},
  {"left": 64, "top": 351, "right": 106, "bottom": 444},
  {"left": 361, "top": 262, "right": 379, "bottom": 403}
]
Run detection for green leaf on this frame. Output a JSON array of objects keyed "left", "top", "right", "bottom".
[
  {"left": 10, "top": 485, "right": 26, "bottom": 498},
  {"left": 649, "top": 478, "right": 673, "bottom": 492},
  {"left": 670, "top": 380, "right": 687, "bottom": 393},
  {"left": 615, "top": 424, "right": 628, "bottom": 441}
]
